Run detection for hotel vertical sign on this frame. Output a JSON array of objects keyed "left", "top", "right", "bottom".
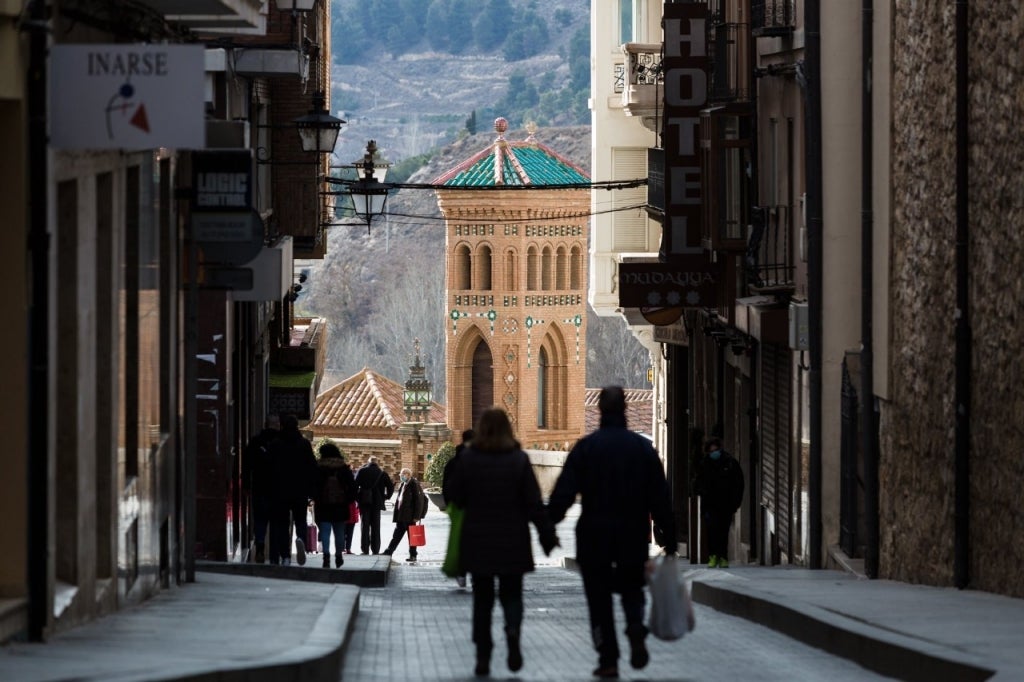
[{"left": 660, "top": 2, "right": 709, "bottom": 260}]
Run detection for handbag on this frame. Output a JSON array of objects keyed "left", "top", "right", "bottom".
[
  {"left": 441, "top": 502, "right": 464, "bottom": 577},
  {"left": 348, "top": 500, "right": 360, "bottom": 524},
  {"left": 647, "top": 554, "right": 696, "bottom": 641},
  {"left": 408, "top": 522, "right": 426, "bottom": 547}
]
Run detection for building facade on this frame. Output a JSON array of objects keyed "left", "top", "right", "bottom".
[
  {"left": 595, "top": 0, "right": 1024, "bottom": 598},
  {"left": 0, "top": 0, "right": 340, "bottom": 642}
]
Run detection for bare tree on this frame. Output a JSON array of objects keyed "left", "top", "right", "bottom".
[{"left": 585, "top": 305, "right": 650, "bottom": 388}]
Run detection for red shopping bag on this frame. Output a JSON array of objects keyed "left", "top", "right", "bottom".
[
  {"left": 408, "top": 523, "right": 426, "bottom": 547},
  {"left": 348, "top": 500, "right": 360, "bottom": 524}
]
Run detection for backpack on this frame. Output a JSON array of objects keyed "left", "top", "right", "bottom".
[{"left": 322, "top": 471, "right": 346, "bottom": 505}]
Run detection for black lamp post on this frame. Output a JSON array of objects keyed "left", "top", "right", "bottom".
[{"left": 349, "top": 140, "right": 391, "bottom": 233}]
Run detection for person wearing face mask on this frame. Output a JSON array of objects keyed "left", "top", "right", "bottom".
[
  {"left": 695, "top": 436, "right": 745, "bottom": 568},
  {"left": 382, "top": 467, "right": 428, "bottom": 562}
]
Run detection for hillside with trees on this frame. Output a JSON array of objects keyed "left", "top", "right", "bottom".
[{"left": 301, "top": 1, "right": 649, "bottom": 400}]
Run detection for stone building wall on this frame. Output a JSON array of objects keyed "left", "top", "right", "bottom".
[{"left": 884, "top": 1, "right": 1024, "bottom": 596}]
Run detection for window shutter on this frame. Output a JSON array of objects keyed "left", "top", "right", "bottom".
[{"left": 611, "top": 148, "right": 649, "bottom": 251}]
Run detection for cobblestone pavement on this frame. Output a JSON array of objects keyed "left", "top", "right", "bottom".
[{"left": 340, "top": 562, "right": 896, "bottom": 681}]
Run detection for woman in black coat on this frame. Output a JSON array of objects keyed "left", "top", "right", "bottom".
[
  {"left": 313, "top": 443, "right": 355, "bottom": 568},
  {"left": 448, "top": 407, "right": 558, "bottom": 677}
]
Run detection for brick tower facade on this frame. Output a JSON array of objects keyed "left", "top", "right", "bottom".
[{"left": 435, "top": 120, "right": 590, "bottom": 450}]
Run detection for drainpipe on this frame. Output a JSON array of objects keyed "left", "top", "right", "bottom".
[
  {"left": 805, "top": 0, "right": 824, "bottom": 569},
  {"left": 953, "top": 0, "right": 970, "bottom": 590},
  {"left": 861, "top": 0, "right": 879, "bottom": 579},
  {"left": 26, "top": 0, "right": 50, "bottom": 641}
]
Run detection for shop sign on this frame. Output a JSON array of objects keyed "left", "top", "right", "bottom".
[{"left": 50, "top": 44, "right": 204, "bottom": 149}]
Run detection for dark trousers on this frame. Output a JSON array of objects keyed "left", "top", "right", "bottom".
[
  {"left": 703, "top": 509, "right": 732, "bottom": 559},
  {"left": 344, "top": 523, "right": 356, "bottom": 552},
  {"left": 269, "top": 498, "right": 308, "bottom": 564},
  {"left": 251, "top": 495, "right": 269, "bottom": 551},
  {"left": 385, "top": 521, "right": 418, "bottom": 558},
  {"left": 471, "top": 573, "right": 524, "bottom": 650},
  {"left": 360, "top": 504, "right": 382, "bottom": 554},
  {"left": 580, "top": 560, "right": 646, "bottom": 667}
]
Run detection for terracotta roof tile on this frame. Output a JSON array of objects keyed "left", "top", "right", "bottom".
[
  {"left": 312, "top": 368, "right": 445, "bottom": 433},
  {"left": 584, "top": 387, "right": 654, "bottom": 435}
]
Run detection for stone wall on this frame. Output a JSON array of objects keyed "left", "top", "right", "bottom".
[{"left": 885, "top": 1, "right": 1024, "bottom": 596}]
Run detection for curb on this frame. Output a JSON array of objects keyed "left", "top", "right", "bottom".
[
  {"left": 197, "top": 559, "right": 389, "bottom": 588},
  {"left": 690, "top": 579, "right": 994, "bottom": 682}
]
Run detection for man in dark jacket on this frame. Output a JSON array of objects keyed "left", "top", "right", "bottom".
[
  {"left": 548, "top": 386, "right": 677, "bottom": 679},
  {"left": 695, "top": 436, "right": 744, "bottom": 568},
  {"left": 242, "top": 414, "right": 278, "bottom": 563},
  {"left": 382, "top": 467, "right": 427, "bottom": 562},
  {"left": 354, "top": 456, "right": 394, "bottom": 555},
  {"left": 266, "top": 414, "right": 317, "bottom": 566}
]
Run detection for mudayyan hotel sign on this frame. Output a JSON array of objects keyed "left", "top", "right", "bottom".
[{"left": 50, "top": 45, "right": 205, "bottom": 150}]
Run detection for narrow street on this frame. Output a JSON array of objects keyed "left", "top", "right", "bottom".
[
  {"left": 338, "top": 504, "right": 894, "bottom": 681},
  {"left": 340, "top": 563, "right": 896, "bottom": 681}
]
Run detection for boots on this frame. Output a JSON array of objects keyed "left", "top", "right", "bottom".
[
  {"left": 505, "top": 627, "right": 523, "bottom": 672},
  {"left": 322, "top": 553, "right": 331, "bottom": 569},
  {"left": 474, "top": 644, "right": 491, "bottom": 677},
  {"left": 335, "top": 553, "right": 344, "bottom": 568},
  {"left": 626, "top": 624, "right": 649, "bottom": 670}
]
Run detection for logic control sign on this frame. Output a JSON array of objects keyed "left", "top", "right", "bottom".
[{"left": 50, "top": 44, "right": 205, "bottom": 150}]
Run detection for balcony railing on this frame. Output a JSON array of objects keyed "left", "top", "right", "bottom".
[
  {"left": 746, "top": 205, "right": 796, "bottom": 294},
  {"left": 709, "top": 22, "right": 751, "bottom": 102},
  {"left": 752, "top": 0, "right": 796, "bottom": 37},
  {"left": 621, "top": 43, "right": 663, "bottom": 127}
]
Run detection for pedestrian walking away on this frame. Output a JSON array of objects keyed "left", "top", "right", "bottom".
[
  {"left": 313, "top": 442, "right": 356, "bottom": 568},
  {"left": 382, "top": 467, "right": 428, "bottom": 561},
  {"left": 447, "top": 407, "right": 559, "bottom": 678},
  {"left": 266, "top": 414, "right": 318, "bottom": 566},
  {"left": 354, "top": 456, "right": 394, "bottom": 555},
  {"left": 695, "top": 436, "right": 744, "bottom": 569},
  {"left": 442, "top": 428, "right": 474, "bottom": 588},
  {"left": 242, "top": 413, "right": 279, "bottom": 564},
  {"left": 548, "top": 386, "right": 678, "bottom": 679}
]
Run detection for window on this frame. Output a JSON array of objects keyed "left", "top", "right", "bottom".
[
  {"left": 537, "top": 347, "right": 548, "bottom": 428},
  {"left": 619, "top": 0, "right": 633, "bottom": 43},
  {"left": 700, "top": 108, "right": 752, "bottom": 250},
  {"left": 542, "top": 246, "right": 553, "bottom": 290},
  {"left": 476, "top": 244, "right": 492, "bottom": 290},
  {"left": 556, "top": 246, "right": 568, "bottom": 289},
  {"left": 527, "top": 245, "right": 539, "bottom": 291},
  {"left": 570, "top": 245, "right": 583, "bottom": 289},
  {"left": 455, "top": 244, "right": 471, "bottom": 290},
  {"left": 504, "top": 248, "right": 517, "bottom": 290}
]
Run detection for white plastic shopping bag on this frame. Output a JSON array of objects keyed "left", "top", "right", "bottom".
[{"left": 647, "top": 554, "right": 696, "bottom": 641}]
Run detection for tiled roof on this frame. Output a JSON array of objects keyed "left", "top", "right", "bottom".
[
  {"left": 433, "top": 119, "right": 590, "bottom": 187},
  {"left": 584, "top": 388, "right": 654, "bottom": 435},
  {"left": 311, "top": 368, "right": 445, "bottom": 432}
]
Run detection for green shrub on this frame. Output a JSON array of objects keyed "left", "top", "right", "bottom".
[{"left": 423, "top": 441, "right": 456, "bottom": 488}]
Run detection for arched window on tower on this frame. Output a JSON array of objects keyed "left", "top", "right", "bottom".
[
  {"left": 471, "top": 340, "right": 494, "bottom": 429},
  {"left": 505, "top": 248, "right": 517, "bottom": 290},
  {"left": 556, "top": 246, "right": 568, "bottom": 290},
  {"left": 527, "top": 245, "right": 539, "bottom": 291},
  {"left": 541, "top": 246, "right": 553, "bottom": 290},
  {"left": 455, "top": 244, "right": 471, "bottom": 290},
  {"left": 477, "top": 244, "right": 492, "bottom": 290},
  {"left": 537, "top": 346, "right": 548, "bottom": 429},
  {"left": 570, "top": 245, "right": 582, "bottom": 290}
]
